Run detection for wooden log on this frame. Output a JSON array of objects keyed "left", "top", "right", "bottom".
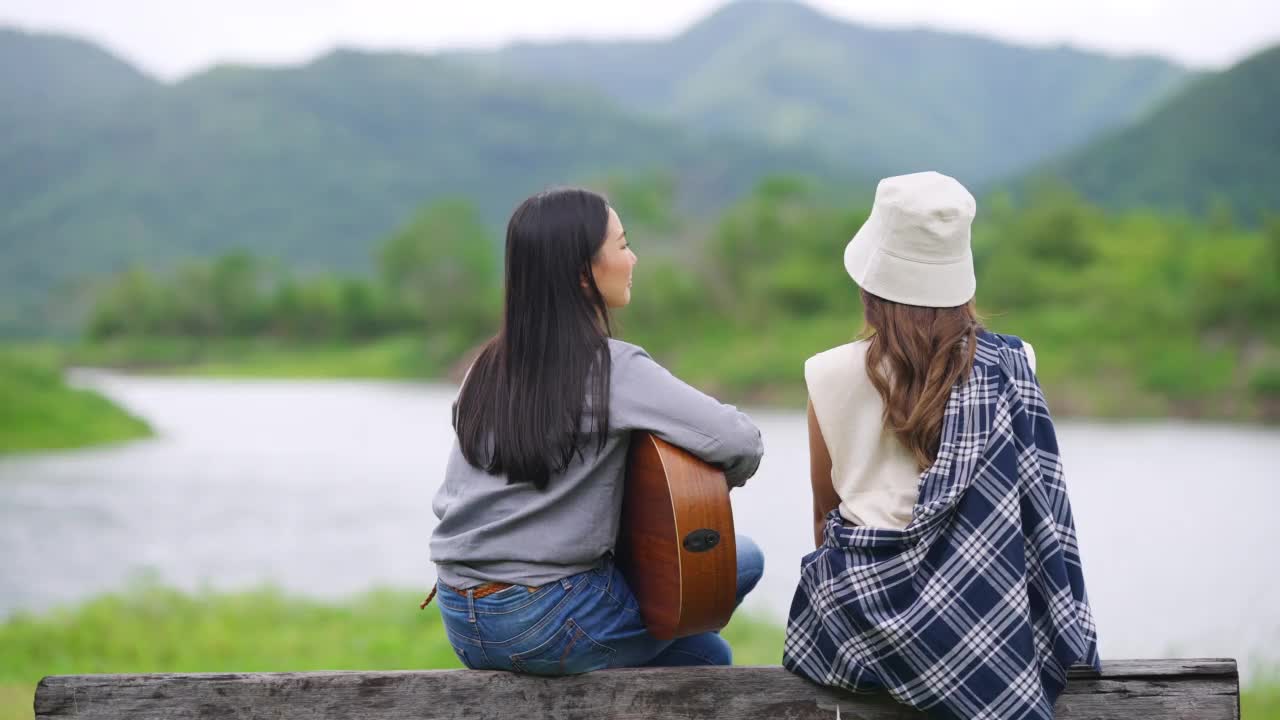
[{"left": 34, "top": 659, "right": 1239, "bottom": 720}]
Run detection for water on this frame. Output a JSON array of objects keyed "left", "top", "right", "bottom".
[{"left": 2, "top": 371, "right": 1278, "bottom": 676}]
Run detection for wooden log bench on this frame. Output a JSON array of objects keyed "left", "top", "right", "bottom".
[{"left": 34, "top": 658, "right": 1238, "bottom": 719}]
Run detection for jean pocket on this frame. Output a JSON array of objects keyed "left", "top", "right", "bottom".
[
  {"left": 449, "top": 641, "right": 478, "bottom": 669},
  {"left": 509, "top": 618, "right": 615, "bottom": 676}
]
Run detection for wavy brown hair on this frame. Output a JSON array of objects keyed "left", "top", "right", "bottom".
[{"left": 860, "top": 289, "right": 983, "bottom": 471}]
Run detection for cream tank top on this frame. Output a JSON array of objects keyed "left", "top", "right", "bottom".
[{"left": 804, "top": 339, "right": 1036, "bottom": 529}]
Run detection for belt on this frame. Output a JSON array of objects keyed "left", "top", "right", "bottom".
[
  {"left": 419, "top": 580, "right": 537, "bottom": 610},
  {"left": 448, "top": 581, "right": 537, "bottom": 599}
]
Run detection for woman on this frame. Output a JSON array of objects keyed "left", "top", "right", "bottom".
[
  {"left": 784, "top": 172, "right": 1098, "bottom": 720},
  {"left": 428, "top": 187, "right": 765, "bottom": 674}
]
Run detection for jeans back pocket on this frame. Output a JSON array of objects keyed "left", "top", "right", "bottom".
[
  {"left": 509, "top": 618, "right": 615, "bottom": 675},
  {"left": 449, "top": 641, "right": 478, "bottom": 669}
]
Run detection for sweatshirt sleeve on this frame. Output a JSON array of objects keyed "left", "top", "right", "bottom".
[{"left": 609, "top": 341, "right": 764, "bottom": 487}]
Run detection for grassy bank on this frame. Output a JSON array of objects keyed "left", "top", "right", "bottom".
[
  {"left": 0, "top": 346, "right": 150, "bottom": 454},
  {"left": 637, "top": 314, "right": 1278, "bottom": 422},
  {"left": 1250, "top": 681, "right": 1280, "bottom": 720},
  {"left": 64, "top": 334, "right": 459, "bottom": 381},
  {"left": 1, "top": 585, "right": 1275, "bottom": 719},
  {"left": 62, "top": 325, "right": 1280, "bottom": 424},
  {"left": 8, "top": 306, "right": 1279, "bottom": 432},
  {"left": 0, "top": 585, "right": 782, "bottom": 720}
]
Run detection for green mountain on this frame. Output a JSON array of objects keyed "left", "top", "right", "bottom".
[
  {"left": 0, "top": 39, "right": 848, "bottom": 336},
  {"left": 452, "top": 0, "right": 1188, "bottom": 184},
  {"left": 0, "top": 29, "right": 156, "bottom": 196},
  {"left": 0, "top": 27, "right": 154, "bottom": 122},
  {"left": 1031, "top": 44, "right": 1280, "bottom": 222},
  {"left": 0, "top": 3, "right": 1194, "bottom": 336}
]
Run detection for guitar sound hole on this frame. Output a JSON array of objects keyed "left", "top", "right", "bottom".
[{"left": 682, "top": 529, "right": 721, "bottom": 553}]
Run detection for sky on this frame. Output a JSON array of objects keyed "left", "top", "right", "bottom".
[{"left": 2, "top": 0, "right": 1278, "bottom": 80}]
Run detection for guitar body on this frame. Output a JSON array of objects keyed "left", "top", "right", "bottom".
[{"left": 617, "top": 432, "right": 737, "bottom": 640}]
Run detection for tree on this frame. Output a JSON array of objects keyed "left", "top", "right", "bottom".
[
  {"left": 209, "top": 251, "right": 268, "bottom": 337},
  {"left": 379, "top": 200, "right": 499, "bottom": 342},
  {"left": 85, "top": 267, "right": 163, "bottom": 340}
]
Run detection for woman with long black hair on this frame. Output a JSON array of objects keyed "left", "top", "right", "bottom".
[{"left": 429, "top": 187, "right": 765, "bottom": 674}]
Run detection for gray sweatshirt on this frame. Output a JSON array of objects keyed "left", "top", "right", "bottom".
[{"left": 430, "top": 338, "right": 764, "bottom": 589}]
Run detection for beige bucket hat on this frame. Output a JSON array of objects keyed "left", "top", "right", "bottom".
[{"left": 843, "top": 171, "right": 977, "bottom": 307}]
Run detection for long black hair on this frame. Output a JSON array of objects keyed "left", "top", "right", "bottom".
[{"left": 454, "top": 187, "right": 614, "bottom": 490}]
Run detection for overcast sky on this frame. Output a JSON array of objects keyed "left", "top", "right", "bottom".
[{"left": 3, "top": 0, "right": 1278, "bottom": 80}]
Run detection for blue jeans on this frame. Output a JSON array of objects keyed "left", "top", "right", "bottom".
[{"left": 436, "top": 535, "right": 764, "bottom": 674}]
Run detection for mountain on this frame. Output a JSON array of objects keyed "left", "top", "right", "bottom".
[
  {"left": 0, "top": 2, "right": 1194, "bottom": 336},
  {"left": 0, "top": 28, "right": 156, "bottom": 188},
  {"left": 1029, "top": 43, "right": 1280, "bottom": 222},
  {"left": 0, "top": 27, "right": 154, "bottom": 122},
  {"left": 451, "top": 0, "right": 1188, "bottom": 184},
  {"left": 0, "top": 36, "right": 851, "bottom": 336}
]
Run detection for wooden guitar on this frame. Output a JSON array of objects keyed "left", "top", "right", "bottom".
[{"left": 616, "top": 432, "right": 737, "bottom": 640}]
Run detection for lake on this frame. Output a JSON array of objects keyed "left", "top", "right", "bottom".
[{"left": 2, "top": 371, "right": 1278, "bottom": 677}]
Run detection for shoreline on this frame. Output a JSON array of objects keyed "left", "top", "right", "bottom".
[
  {"left": 60, "top": 358, "right": 1280, "bottom": 428},
  {"left": 3, "top": 332, "right": 1275, "bottom": 457},
  {"left": 0, "top": 347, "right": 152, "bottom": 455}
]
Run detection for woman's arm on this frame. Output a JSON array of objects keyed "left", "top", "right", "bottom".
[
  {"left": 611, "top": 342, "right": 764, "bottom": 487},
  {"left": 808, "top": 398, "right": 840, "bottom": 548}
]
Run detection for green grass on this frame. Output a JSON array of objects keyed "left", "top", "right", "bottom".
[
  {"left": 0, "top": 346, "right": 150, "bottom": 454},
  {"left": 44, "top": 315, "right": 1280, "bottom": 424},
  {"left": 1, "top": 585, "right": 1275, "bottom": 719},
  {"left": 1245, "top": 668, "right": 1280, "bottom": 720},
  {"left": 66, "top": 335, "right": 452, "bottom": 380},
  {"left": 721, "top": 611, "right": 786, "bottom": 666},
  {"left": 0, "top": 687, "right": 26, "bottom": 720},
  {"left": 0, "top": 584, "right": 784, "bottom": 720},
  {"left": 0, "top": 585, "right": 462, "bottom": 720}
]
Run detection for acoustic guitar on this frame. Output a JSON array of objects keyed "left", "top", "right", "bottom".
[{"left": 616, "top": 432, "right": 737, "bottom": 640}]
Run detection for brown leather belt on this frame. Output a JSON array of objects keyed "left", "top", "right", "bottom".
[
  {"left": 452, "top": 582, "right": 512, "bottom": 599},
  {"left": 445, "top": 581, "right": 538, "bottom": 599},
  {"left": 419, "top": 580, "right": 538, "bottom": 610}
]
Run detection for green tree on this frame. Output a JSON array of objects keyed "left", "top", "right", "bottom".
[
  {"left": 379, "top": 200, "right": 499, "bottom": 342},
  {"left": 601, "top": 172, "right": 680, "bottom": 237},
  {"left": 710, "top": 177, "right": 863, "bottom": 322},
  {"left": 86, "top": 267, "right": 164, "bottom": 340},
  {"left": 209, "top": 252, "right": 268, "bottom": 337},
  {"left": 337, "top": 279, "right": 386, "bottom": 340}
]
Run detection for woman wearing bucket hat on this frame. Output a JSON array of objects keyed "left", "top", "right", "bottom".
[{"left": 783, "top": 172, "right": 1099, "bottom": 720}]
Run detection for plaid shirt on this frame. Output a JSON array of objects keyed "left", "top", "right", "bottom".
[{"left": 784, "top": 332, "right": 1099, "bottom": 720}]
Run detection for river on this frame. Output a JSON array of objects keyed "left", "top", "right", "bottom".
[{"left": 2, "top": 371, "right": 1277, "bottom": 676}]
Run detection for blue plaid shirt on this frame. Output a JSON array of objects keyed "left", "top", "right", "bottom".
[{"left": 784, "top": 332, "right": 1099, "bottom": 720}]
